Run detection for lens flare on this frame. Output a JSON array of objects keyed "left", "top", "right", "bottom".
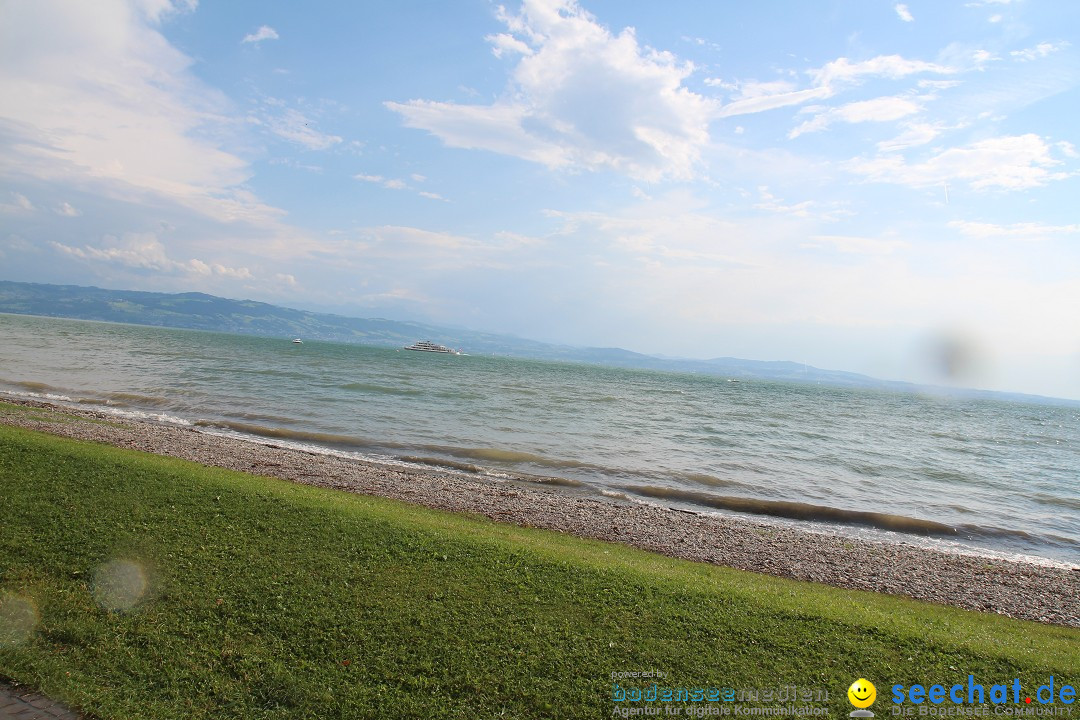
[
  {"left": 921, "top": 329, "right": 988, "bottom": 384},
  {"left": 0, "top": 592, "right": 39, "bottom": 645},
  {"left": 93, "top": 559, "right": 148, "bottom": 612}
]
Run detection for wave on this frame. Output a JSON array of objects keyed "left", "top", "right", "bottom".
[
  {"left": 1031, "top": 493, "right": 1080, "bottom": 512},
  {"left": 955, "top": 522, "right": 1063, "bottom": 547},
  {"left": 1, "top": 380, "right": 77, "bottom": 403},
  {"left": 340, "top": 382, "right": 422, "bottom": 397},
  {"left": 93, "top": 406, "right": 193, "bottom": 426},
  {"left": 420, "top": 445, "right": 600, "bottom": 471},
  {"left": 75, "top": 397, "right": 112, "bottom": 406},
  {"left": 433, "top": 390, "right": 485, "bottom": 401},
  {"left": 0, "top": 382, "right": 198, "bottom": 425},
  {"left": 400, "top": 455, "right": 484, "bottom": 474},
  {"left": 2, "top": 389, "right": 75, "bottom": 403},
  {"left": 398, "top": 455, "right": 584, "bottom": 486},
  {"left": 674, "top": 472, "right": 751, "bottom": 490},
  {"left": 699, "top": 436, "right": 739, "bottom": 448},
  {"left": 227, "top": 367, "right": 312, "bottom": 380},
  {"left": 498, "top": 384, "right": 540, "bottom": 396},
  {"left": 643, "top": 387, "right": 686, "bottom": 396},
  {"left": 234, "top": 411, "right": 308, "bottom": 425},
  {"left": 624, "top": 485, "right": 960, "bottom": 537},
  {"left": 101, "top": 391, "right": 177, "bottom": 409},
  {"left": 6, "top": 380, "right": 62, "bottom": 393},
  {"left": 194, "top": 420, "right": 391, "bottom": 448},
  {"left": 526, "top": 475, "right": 585, "bottom": 488}
]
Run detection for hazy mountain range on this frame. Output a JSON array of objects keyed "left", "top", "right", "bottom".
[{"left": 1, "top": 280, "right": 1072, "bottom": 405}]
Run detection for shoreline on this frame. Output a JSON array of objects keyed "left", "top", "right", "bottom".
[{"left": 2, "top": 396, "right": 1078, "bottom": 628}]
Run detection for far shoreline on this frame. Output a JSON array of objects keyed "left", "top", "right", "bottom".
[{"left": 1, "top": 396, "right": 1078, "bottom": 628}]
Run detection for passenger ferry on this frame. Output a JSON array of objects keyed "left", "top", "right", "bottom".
[{"left": 404, "top": 340, "right": 461, "bottom": 354}]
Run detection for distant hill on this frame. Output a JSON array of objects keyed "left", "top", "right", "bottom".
[{"left": 1, "top": 280, "right": 1074, "bottom": 405}]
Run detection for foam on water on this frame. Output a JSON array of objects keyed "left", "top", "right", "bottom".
[
  {"left": 95, "top": 406, "right": 195, "bottom": 426},
  {"left": 6, "top": 390, "right": 75, "bottom": 402},
  {"left": 0, "top": 389, "right": 196, "bottom": 426},
  {"left": 624, "top": 485, "right": 961, "bottom": 536}
]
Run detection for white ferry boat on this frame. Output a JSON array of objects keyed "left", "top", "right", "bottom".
[{"left": 404, "top": 340, "right": 460, "bottom": 354}]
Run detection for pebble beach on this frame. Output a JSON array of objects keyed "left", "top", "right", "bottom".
[{"left": 3, "top": 397, "right": 1078, "bottom": 628}]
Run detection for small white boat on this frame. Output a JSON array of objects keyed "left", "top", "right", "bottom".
[{"left": 292, "top": 338, "right": 303, "bottom": 344}]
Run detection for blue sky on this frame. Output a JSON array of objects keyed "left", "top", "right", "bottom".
[{"left": 2, "top": 0, "right": 1079, "bottom": 399}]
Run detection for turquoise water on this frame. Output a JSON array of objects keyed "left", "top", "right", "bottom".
[{"left": 2, "top": 313, "right": 1078, "bottom": 564}]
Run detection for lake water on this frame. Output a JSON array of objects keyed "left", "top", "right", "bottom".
[{"left": 2, "top": 313, "right": 1077, "bottom": 565}]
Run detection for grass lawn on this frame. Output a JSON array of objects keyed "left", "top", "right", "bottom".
[{"left": 0, "top": 423, "right": 1077, "bottom": 719}]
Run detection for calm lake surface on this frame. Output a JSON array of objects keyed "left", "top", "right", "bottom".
[{"left": 2, "top": 313, "right": 1077, "bottom": 564}]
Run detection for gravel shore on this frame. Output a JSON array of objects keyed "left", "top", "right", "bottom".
[{"left": 3, "top": 397, "right": 1078, "bottom": 628}]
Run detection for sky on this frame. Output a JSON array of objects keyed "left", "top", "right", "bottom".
[{"left": 1, "top": 0, "right": 1079, "bottom": 399}]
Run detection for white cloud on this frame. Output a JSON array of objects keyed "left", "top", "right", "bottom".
[
  {"left": 803, "top": 234, "right": 909, "bottom": 255},
  {"left": 812, "top": 55, "right": 957, "bottom": 88},
  {"left": 754, "top": 186, "right": 814, "bottom": 217},
  {"left": 0, "top": 0, "right": 294, "bottom": 232},
  {"left": 718, "top": 55, "right": 955, "bottom": 120},
  {"left": 1010, "top": 41, "right": 1068, "bottom": 62},
  {"left": 895, "top": 4, "right": 914, "bottom": 22},
  {"left": 265, "top": 108, "right": 342, "bottom": 150},
  {"left": 354, "top": 172, "right": 446, "bottom": 199},
  {"left": 355, "top": 172, "right": 406, "bottom": 190},
  {"left": 487, "top": 32, "right": 533, "bottom": 58},
  {"left": 876, "top": 122, "right": 944, "bottom": 152},
  {"left": 715, "top": 86, "right": 832, "bottom": 118},
  {"left": 753, "top": 187, "right": 848, "bottom": 221},
  {"left": 493, "top": 230, "right": 543, "bottom": 247},
  {"left": 0, "top": 192, "right": 34, "bottom": 213},
  {"left": 541, "top": 198, "right": 936, "bottom": 334},
  {"left": 948, "top": 220, "right": 1080, "bottom": 239},
  {"left": 917, "top": 79, "right": 962, "bottom": 90},
  {"left": 55, "top": 202, "right": 81, "bottom": 217},
  {"left": 387, "top": 0, "right": 715, "bottom": 181},
  {"left": 389, "top": 9, "right": 958, "bottom": 178},
  {"left": 242, "top": 26, "right": 279, "bottom": 44},
  {"left": 720, "top": 79, "right": 798, "bottom": 98},
  {"left": 390, "top": 100, "right": 574, "bottom": 168},
  {"left": 835, "top": 97, "right": 921, "bottom": 123},
  {"left": 847, "top": 134, "right": 1072, "bottom": 190},
  {"left": 267, "top": 157, "right": 323, "bottom": 173},
  {"left": 52, "top": 233, "right": 252, "bottom": 279},
  {"left": 355, "top": 225, "right": 485, "bottom": 256},
  {"left": 789, "top": 96, "right": 921, "bottom": 138}
]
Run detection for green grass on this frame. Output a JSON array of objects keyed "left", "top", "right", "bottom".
[{"left": 0, "top": 424, "right": 1077, "bottom": 719}]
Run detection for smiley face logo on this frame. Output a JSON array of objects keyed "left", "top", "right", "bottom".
[{"left": 848, "top": 678, "right": 876, "bottom": 709}]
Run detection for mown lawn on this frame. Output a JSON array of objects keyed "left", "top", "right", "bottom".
[{"left": 0, "top": 423, "right": 1077, "bottom": 719}]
